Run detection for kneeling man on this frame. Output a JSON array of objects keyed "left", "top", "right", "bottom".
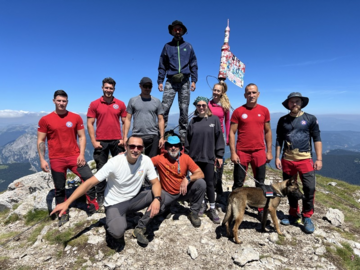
[
  {"left": 51, "top": 136, "right": 162, "bottom": 248},
  {"left": 133, "top": 135, "right": 206, "bottom": 245}
]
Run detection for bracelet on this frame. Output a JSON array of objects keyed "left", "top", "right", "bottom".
[
  {"left": 154, "top": 196, "right": 162, "bottom": 202},
  {"left": 186, "top": 175, "right": 191, "bottom": 183}
]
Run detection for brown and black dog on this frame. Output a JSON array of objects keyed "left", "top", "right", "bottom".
[{"left": 222, "top": 176, "right": 304, "bottom": 244}]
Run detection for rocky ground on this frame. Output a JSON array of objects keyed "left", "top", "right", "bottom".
[{"left": 0, "top": 163, "right": 359, "bottom": 269}]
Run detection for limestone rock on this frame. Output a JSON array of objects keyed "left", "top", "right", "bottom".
[
  {"left": 325, "top": 208, "right": 344, "bottom": 227},
  {"left": 187, "top": 245, "right": 198, "bottom": 259},
  {"left": 232, "top": 245, "right": 259, "bottom": 266}
]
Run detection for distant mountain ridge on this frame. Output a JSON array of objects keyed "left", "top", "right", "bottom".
[{"left": 0, "top": 113, "right": 360, "bottom": 186}]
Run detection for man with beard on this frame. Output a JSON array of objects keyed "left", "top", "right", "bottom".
[
  {"left": 158, "top": 20, "right": 198, "bottom": 144},
  {"left": 38, "top": 90, "right": 99, "bottom": 226},
  {"left": 275, "top": 92, "right": 322, "bottom": 234},
  {"left": 51, "top": 136, "right": 162, "bottom": 250},
  {"left": 87, "top": 77, "right": 127, "bottom": 207},
  {"left": 132, "top": 135, "right": 206, "bottom": 246},
  {"left": 124, "top": 77, "right": 165, "bottom": 157}
]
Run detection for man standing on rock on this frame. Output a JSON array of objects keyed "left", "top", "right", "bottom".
[
  {"left": 275, "top": 92, "right": 322, "bottom": 234},
  {"left": 51, "top": 136, "right": 163, "bottom": 250},
  {"left": 37, "top": 90, "right": 99, "bottom": 226},
  {"left": 229, "top": 83, "right": 273, "bottom": 220},
  {"left": 123, "top": 77, "right": 165, "bottom": 157},
  {"left": 132, "top": 135, "right": 206, "bottom": 245},
  {"left": 158, "top": 20, "right": 198, "bottom": 143},
  {"left": 87, "top": 77, "right": 127, "bottom": 207}
]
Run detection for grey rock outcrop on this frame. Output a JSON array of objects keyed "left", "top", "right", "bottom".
[{"left": 325, "top": 208, "right": 345, "bottom": 227}]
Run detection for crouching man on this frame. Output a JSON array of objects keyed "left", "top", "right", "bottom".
[
  {"left": 51, "top": 136, "right": 162, "bottom": 250},
  {"left": 133, "top": 135, "right": 206, "bottom": 245}
]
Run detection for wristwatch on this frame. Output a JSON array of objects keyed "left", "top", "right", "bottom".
[
  {"left": 154, "top": 196, "right": 162, "bottom": 202},
  {"left": 186, "top": 175, "right": 191, "bottom": 183}
]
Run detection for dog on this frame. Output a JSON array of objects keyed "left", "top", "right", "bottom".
[{"left": 222, "top": 176, "right": 304, "bottom": 244}]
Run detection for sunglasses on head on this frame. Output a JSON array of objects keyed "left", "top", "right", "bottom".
[
  {"left": 128, "top": 144, "right": 144, "bottom": 151},
  {"left": 196, "top": 104, "right": 207, "bottom": 108}
]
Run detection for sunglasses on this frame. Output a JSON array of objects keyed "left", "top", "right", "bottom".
[
  {"left": 196, "top": 104, "right": 207, "bottom": 108},
  {"left": 128, "top": 144, "right": 144, "bottom": 151},
  {"left": 143, "top": 85, "right": 152, "bottom": 89},
  {"left": 168, "top": 144, "right": 181, "bottom": 148}
]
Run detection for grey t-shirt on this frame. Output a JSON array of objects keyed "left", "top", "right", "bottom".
[{"left": 126, "top": 95, "right": 164, "bottom": 136}]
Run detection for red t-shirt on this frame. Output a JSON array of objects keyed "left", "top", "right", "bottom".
[
  {"left": 151, "top": 153, "right": 199, "bottom": 195},
  {"left": 38, "top": 111, "right": 84, "bottom": 159},
  {"left": 230, "top": 104, "right": 270, "bottom": 151},
  {"left": 87, "top": 97, "right": 127, "bottom": 140}
]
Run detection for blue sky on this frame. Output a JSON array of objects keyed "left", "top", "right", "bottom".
[{"left": 1, "top": 0, "right": 359, "bottom": 117}]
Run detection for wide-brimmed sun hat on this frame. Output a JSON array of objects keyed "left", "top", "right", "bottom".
[
  {"left": 282, "top": 92, "right": 309, "bottom": 110},
  {"left": 168, "top": 20, "right": 187, "bottom": 35}
]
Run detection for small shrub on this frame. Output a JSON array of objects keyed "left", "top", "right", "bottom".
[
  {"left": 24, "top": 209, "right": 50, "bottom": 225},
  {"left": 4, "top": 213, "right": 20, "bottom": 225}
]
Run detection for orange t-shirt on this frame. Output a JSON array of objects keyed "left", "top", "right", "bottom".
[{"left": 151, "top": 153, "right": 199, "bottom": 195}]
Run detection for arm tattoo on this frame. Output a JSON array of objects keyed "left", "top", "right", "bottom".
[{"left": 39, "top": 142, "right": 46, "bottom": 158}]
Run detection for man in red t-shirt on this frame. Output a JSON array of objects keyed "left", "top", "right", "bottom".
[
  {"left": 132, "top": 135, "right": 206, "bottom": 246},
  {"left": 37, "top": 90, "right": 98, "bottom": 227},
  {"left": 87, "top": 77, "right": 127, "bottom": 207},
  {"left": 229, "top": 83, "right": 273, "bottom": 219}
]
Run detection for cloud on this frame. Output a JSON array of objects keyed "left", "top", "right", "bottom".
[
  {"left": 0, "top": 110, "right": 47, "bottom": 118},
  {"left": 280, "top": 57, "right": 340, "bottom": 67}
]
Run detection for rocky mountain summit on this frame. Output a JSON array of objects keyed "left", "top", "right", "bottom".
[{"left": 0, "top": 163, "right": 360, "bottom": 269}]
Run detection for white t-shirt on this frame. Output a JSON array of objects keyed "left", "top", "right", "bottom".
[{"left": 94, "top": 154, "right": 158, "bottom": 206}]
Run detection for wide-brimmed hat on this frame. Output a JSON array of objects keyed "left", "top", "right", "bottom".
[
  {"left": 168, "top": 20, "right": 187, "bottom": 35},
  {"left": 282, "top": 92, "right": 309, "bottom": 110}
]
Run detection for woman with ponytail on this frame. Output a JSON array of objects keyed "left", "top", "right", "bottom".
[{"left": 208, "top": 81, "right": 231, "bottom": 203}]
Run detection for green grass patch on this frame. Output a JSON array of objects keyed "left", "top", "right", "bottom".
[
  {"left": 326, "top": 242, "right": 360, "bottom": 270},
  {"left": 27, "top": 223, "right": 47, "bottom": 244},
  {"left": 4, "top": 213, "right": 20, "bottom": 225},
  {"left": 12, "top": 203, "right": 21, "bottom": 210},
  {"left": 0, "top": 208, "right": 10, "bottom": 221},
  {"left": 0, "top": 231, "right": 20, "bottom": 245},
  {"left": 24, "top": 209, "right": 50, "bottom": 225},
  {"left": 0, "top": 165, "right": 9, "bottom": 170},
  {"left": 276, "top": 234, "right": 286, "bottom": 245}
]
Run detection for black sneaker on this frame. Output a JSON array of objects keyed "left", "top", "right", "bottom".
[
  {"left": 132, "top": 227, "right": 149, "bottom": 245},
  {"left": 187, "top": 211, "right": 201, "bottom": 228},
  {"left": 58, "top": 213, "right": 69, "bottom": 227},
  {"left": 106, "top": 230, "right": 125, "bottom": 252}
]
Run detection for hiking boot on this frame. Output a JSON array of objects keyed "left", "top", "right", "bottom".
[
  {"left": 106, "top": 230, "right": 125, "bottom": 252},
  {"left": 303, "top": 217, "right": 315, "bottom": 234},
  {"left": 97, "top": 195, "right": 104, "bottom": 207},
  {"left": 198, "top": 202, "right": 207, "bottom": 217},
  {"left": 132, "top": 227, "right": 149, "bottom": 245},
  {"left": 162, "top": 209, "right": 172, "bottom": 219},
  {"left": 207, "top": 208, "right": 221, "bottom": 224},
  {"left": 280, "top": 215, "right": 301, "bottom": 226},
  {"left": 58, "top": 213, "right": 69, "bottom": 227},
  {"left": 187, "top": 211, "right": 201, "bottom": 228},
  {"left": 87, "top": 203, "right": 97, "bottom": 216}
]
